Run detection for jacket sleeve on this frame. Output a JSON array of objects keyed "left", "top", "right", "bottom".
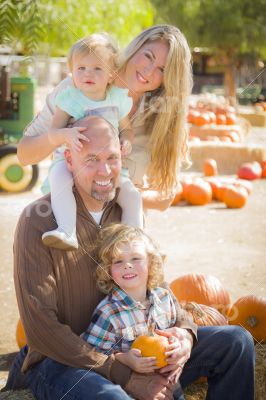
[{"left": 13, "top": 201, "right": 131, "bottom": 387}]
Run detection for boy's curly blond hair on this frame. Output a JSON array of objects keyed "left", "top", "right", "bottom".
[{"left": 94, "top": 224, "right": 166, "bottom": 294}]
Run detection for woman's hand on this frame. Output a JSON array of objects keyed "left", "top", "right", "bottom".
[
  {"left": 156, "top": 327, "right": 193, "bottom": 381},
  {"left": 115, "top": 348, "right": 157, "bottom": 373}
]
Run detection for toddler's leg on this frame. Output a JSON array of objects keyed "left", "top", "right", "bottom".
[
  {"left": 117, "top": 176, "right": 143, "bottom": 229},
  {"left": 42, "top": 159, "right": 78, "bottom": 250}
]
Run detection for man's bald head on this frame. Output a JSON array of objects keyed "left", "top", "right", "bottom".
[
  {"left": 64, "top": 116, "right": 122, "bottom": 211},
  {"left": 72, "top": 116, "right": 119, "bottom": 149}
]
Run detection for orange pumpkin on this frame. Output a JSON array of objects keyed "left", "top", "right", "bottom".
[
  {"left": 226, "top": 113, "right": 237, "bottom": 125},
  {"left": 203, "top": 159, "right": 218, "bottom": 177},
  {"left": 170, "top": 273, "right": 231, "bottom": 314},
  {"left": 186, "top": 180, "right": 212, "bottom": 206},
  {"left": 227, "top": 295, "right": 266, "bottom": 342},
  {"left": 183, "top": 302, "right": 228, "bottom": 326},
  {"left": 132, "top": 335, "right": 169, "bottom": 368},
  {"left": 187, "top": 110, "right": 200, "bottom": 124},
  {"left": 16, "top": 318, "right": 27, "bottom": 349},
  {"left": 180, "top": 177, "right": 193, "bottom": 201},
  {"left": 171, "top": 182, "right": 183, "bottom": 205},
  {"left": 223, "top": 185, "right": 248, "bottom": 208},
  {"left": 233, "top": 179, "right": 253, "bottom": 195},
  {"left": 216, "top": 114, "right": 227, "bottom": 125},
  {"left": 194, "top": 113, "right": 210, "bottom": 126},
  {"left": 206, "top": 178, "right": 221, "bottom": 200}
]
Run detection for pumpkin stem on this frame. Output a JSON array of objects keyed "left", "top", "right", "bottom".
[{"left": 247, "top": 316, "right": 258, "bottom": 328}]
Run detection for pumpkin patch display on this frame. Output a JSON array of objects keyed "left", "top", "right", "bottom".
[
  {"left": 170, "top": 273, "right": 231, "bottom": 314},
  {"left": 227, "top": 295, "right": 266, "bottom": 343},
  {"left": 16, "top": 318, "right": 27, "bottom": 349},
  {"left": 183, "top": 302, "right": 228, "bottom": 326},
  {"left": 131, "top": 334, "right": 169, "bottom": 368}
]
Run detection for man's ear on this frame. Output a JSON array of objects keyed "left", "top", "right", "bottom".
[{"left": 64, "top": 149, "right": 73, "bottom": 171}]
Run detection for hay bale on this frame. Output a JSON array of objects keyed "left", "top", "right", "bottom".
[
  {"left": 255, "top": 344, "right": 266, "bottom": 400},
  {"left": 189, "top": 142, "right": 266, "bottom": 174},
  {"left": 0, "top": 389, "right": 35, "bottom": 399}
]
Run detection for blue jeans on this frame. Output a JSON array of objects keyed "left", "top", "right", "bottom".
[{"left": 2, "top": 326, "right": 255, "bottom": 400}]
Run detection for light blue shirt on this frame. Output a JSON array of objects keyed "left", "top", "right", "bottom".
[{"left": 55, "top": 85, "right": 132, "bottom": 130}]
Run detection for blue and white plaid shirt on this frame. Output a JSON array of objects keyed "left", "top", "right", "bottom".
[{"left": 82, "top": 286, "right": 177, "bottom": 354}]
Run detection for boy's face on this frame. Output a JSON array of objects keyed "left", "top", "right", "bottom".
[
  {"left": 110, "top": 241, "right": 149, "bottom": 293},
  {"left": 72, "top": 52, "right": 113, "bottom": 100}
]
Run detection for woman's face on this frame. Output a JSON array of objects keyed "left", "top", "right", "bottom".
[{"left": 124, "top": 40, "right": 169, "bottom": 95}]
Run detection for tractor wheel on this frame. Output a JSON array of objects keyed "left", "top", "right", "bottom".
[{"left": 0, "top": 146, "right": 39, "bottom": 192}]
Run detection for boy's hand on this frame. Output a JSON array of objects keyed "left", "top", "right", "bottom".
[
  {"left": 115, "top": 348, "right": 157, "bottom": 373},
  {"left": 62, "top": 126, "right": 89, "bottom": 152}
]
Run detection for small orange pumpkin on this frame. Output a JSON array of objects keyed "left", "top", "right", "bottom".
[
  {"left": 223, "top": 185, "right": 248, "bottom": 208},
  {"left": 186, "top": 180, "right": 212, "bottom": 206},
  {"left": 170, "top": 273, "right": 231, "bottom": 315},
  {"left": 132, "top": 334, "right": 169, "bottom": 368},
  {"left": 16, "top": 318, "right": 27, "bottom": 349},
  {"left": 227, "top": 295, "right": 266, "bottom": 342},
  {"left": 183, "top": 302, "right": 228, "bottom": 326},
  {"left": 203, "top": 159, "right": 218, "bottom": 177}
]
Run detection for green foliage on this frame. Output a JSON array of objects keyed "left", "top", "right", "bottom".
[
  {"left": 0, "top": 0, "right": 154, "bottom": 55},
  {"left": 0, "top": 0, "right": 45, "bottom": 54},
  {"left": 152, "top": 0, "right": 266, "bottom": 56}
]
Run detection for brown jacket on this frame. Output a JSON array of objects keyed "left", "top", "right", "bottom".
[{"left": 14, "top": 189, "right": 197, "bottom": 388}]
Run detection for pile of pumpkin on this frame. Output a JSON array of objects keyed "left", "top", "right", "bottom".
[
  {"left": 188, "top": 99, "right": 242, "bottom": 143},
  {"left": 172, "top": 158, "right": 266, "bottom": 209}
]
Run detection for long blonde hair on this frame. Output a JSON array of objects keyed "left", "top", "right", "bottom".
[
  {"left": 94, "top": 224, "right": 165, "bottom": 294},
  {"left": 119, "top": 25, "right": 193, "bottom": 194}
]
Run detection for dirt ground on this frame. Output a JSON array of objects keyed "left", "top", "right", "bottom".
[{"left": 0, "top": 132, "right": 265, "bottom": 390}]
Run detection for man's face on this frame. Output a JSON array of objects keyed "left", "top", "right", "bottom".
[{"left": 65, "top": 118, "right": 121, "bottom": 210}]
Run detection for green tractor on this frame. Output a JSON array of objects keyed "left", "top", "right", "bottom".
[{"left": 0, "top": 66, "right": 39, "bottom": 192}]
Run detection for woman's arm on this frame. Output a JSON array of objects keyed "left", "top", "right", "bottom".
[
  {"left": 17, "top": 77, "right": 72, "bottom": 165},
  {"left": 141, "top": 190, "right": 175, "bottom": 211}
]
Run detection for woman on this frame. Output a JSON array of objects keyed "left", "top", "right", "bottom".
[{"left": 18, "top": 25, "right": 193, "bottom": 210}]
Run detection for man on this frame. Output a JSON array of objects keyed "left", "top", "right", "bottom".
[
  {"left": 3, "top": 117, "right": 255, "bottom": 400},
  {"left": 3, "top": 117, "right": 194, "bottom": 400}
]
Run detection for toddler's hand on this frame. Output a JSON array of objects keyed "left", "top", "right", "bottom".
[
  {"left": 120, "top": 138, "right": 132, "bottom": 157},
  {"left": 62, "top": 126, "right": 89, "bottom": 152}
]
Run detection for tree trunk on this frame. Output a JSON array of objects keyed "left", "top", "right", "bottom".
[{"left": 223, "top": 52, "right": 237, "bottom": 105}]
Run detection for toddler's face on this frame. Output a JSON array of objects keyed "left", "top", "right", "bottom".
[
  {"left": 72, "top": 52, "right": 113, "bottom": 100},
  {"left": 110, "top": 240, "right": 149, "bottom": 292}
]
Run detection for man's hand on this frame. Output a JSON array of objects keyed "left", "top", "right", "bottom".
[
  {"left": 156, "top": 327, "right": 193, "bottom": 381},
  {"left": 125, "top": 371, "right": 175, "bottom": 400},
  {"left": 115, "top": 348, "right": 157, "bottom": 373}
]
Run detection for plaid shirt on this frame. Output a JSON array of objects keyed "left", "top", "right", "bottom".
[{"left": 82, "top": 286, "right": 177, "bottom": 354}]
